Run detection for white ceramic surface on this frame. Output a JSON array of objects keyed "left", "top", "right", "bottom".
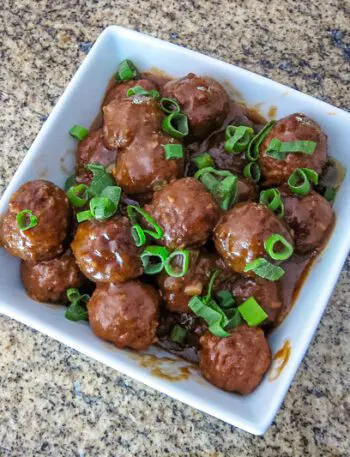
[{"left": 0, "top": 26, "right": 349, "bottom": 435}]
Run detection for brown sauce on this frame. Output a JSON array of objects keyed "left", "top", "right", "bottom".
[
  {"left": 141, "top": 69, "right": 172, "bottom": 91},
  {"left": 269, "top": 340, "right": 292, "bottom": 381},
  {"left": 129, "top": 352, "right": 195, "bottom": 381},
  {"left": 267, "top": 105, "right": 278, "bottom": 119}
]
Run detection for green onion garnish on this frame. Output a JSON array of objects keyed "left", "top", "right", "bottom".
[
  {"left": 170, "top": 325, "right": 187, "bottom": 344},
  {"left": 287, "top": 168, "right": 318, "bottom": 196},
  {"left": 141, "top": 245, "right": 169, "bottom": 275},
  {"left": 160, "top": 97, "right": 181, "bottom": 114},
  {"left": 246, "top": 120, "right": 275, "bottom": 161},
  {"left": 188, "top": 296, "right": 230, "bottom": 338},
  {"left": 238, "top": 297, "right": 268, "bottom": 327},
  {"left": 243, "top": 162, "right": 261, "bottom": 183},
  {"left": 164, "top": 249, "right": 190, "bottom": 278},
  {"left": 127, "top": 86, "right": 160, "bottom": 99},
  {"left": 89, "top": 196, "right": 117, "bottom": 220},
  {"left": 162, "top": 112, "right": 189, "bottom": 139},
  {"left": 100, "top": 185, "right": 121, "bottom": 206},
  {"left": 259, "top": 188, "right": 285, "bottom": 218},
  {"left": 131, "top": 224, "right": 146, "bottom": 247},
  {"left": 324, "top": 186, "right": 336, "bottom": 202},
  {"left": 244, "top": 258, "right": 285, "bottom": 281},
  {"left": 217, "top": 290, "right": 235, "bottom": 308},
  {"left": 67, "top": 184, "right": 89, "bottom": 208},
  {"left": 115, "top": 59, "right": 138, "bottom": 81},
  {"left": 163, "top": 144, "right": 184, "bottom": 160},
  {"left": 225, "top": 308, "right": 243, "bottom": 329},
  {"left": 69, "top": 125, "right": 89, "bottom": 141},
  {"left": 64, "top": 174, "right": 77, "bottom": 191},
  {"left": 76, "top": 210, "right": 93, "bottom": 223},
  {"left": 224, "top": 125, "right": 254, "bottom": 154},
  {"left": 264, "top": 234, "right": 293, "bottom": 261},
  {"left": 16, "top": 209, "right": 38, "bottom": 231},
  {"left": 192, "top": 152, "right": 214, "bottom": 170},
  {"left": 65, "top": 288, "right": 90, "bottom": 322},
  {"left": 204, "top": 269, "right": 220, "bottom": 304},
  {"left": 195, "top": 167, "right": 237, "bottom": 210},
  {"left": 85, "top": 163, "right": 115, "bottom": 197},
  {"left": 265, "top": 139, "right": 317, "bottom": 160},
  {"left": 127, "top": 205, "right": 163, "bottom": 240}
]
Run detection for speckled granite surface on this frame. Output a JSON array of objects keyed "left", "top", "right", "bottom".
[{"left": 1, "top": 0, "right": 350, "bottom": 455}]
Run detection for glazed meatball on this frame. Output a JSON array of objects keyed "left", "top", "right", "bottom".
[
  {"left": 103, "top": 96, "right": 163, "bottom": 150},
  {"left": 103, "top": 79, "right": 159, "bottom": 107},
  {"left": 114, "top": 132, "right": 184, "bottom": 195},
  {"left": 199, "top": 326, "right": 272, "bottom": 394},
  {"left": 231, "top": 277, "right": 282, "bottom": 323},
  {"left": 162, "top": 73, "right": 229, "bottom": 140},
  {"left": 214, "top": 202, "right": 293, "bottom": 274},
  {"left": 88, "top": 281, "right": 160, "bottom": 350},
  {"left": 71, "top": 216, "right": 143, "bottom": 283},
  {"left": 20, "top": 251, "right": 85, "bottom": 303},
  {"left": 157, "top": 251, "right": 217, "bottom": 313},
  {"left": 76, "top": 129, "right": 117, "bottom": 184},
  {"left": 279, "top": 186, "right": 334, "bottom": 253},
  {"left": 259, "top": 113, "right": 328, "bottom": 186},
  {"left": 1, "top": 180, "right": 71, "bottom": 261},
  {"left": 145, "top": 177, "right": 220, "bottom": 249},
  {"left": 236, "top": 177, "right": 258, "bottom": 203}
]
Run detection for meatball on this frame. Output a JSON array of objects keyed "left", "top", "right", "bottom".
[
  {"left": 199, "top": 326, "right": 272, "bottom": 394},
  {"left": 1, "top": 180, "right": 71, "bottom": 261},
  {"left": 88, "top": 281, "right": 160, "bottom": 350},
  {"left": 157, "top": 251, "right": 217, "bottom": 313},
  {"left": 279, "top": 186, "right": 334, "bottom": 253},
  {"left": 230, "top": 277, "right": 282, "bottom": 323},
  {"left": 103, "top": 79, "right": 159, "bottom": 107},
  {"left": 145, "top": 177, "right": 220, "bottom": 249},
  {"left": 103, "top": 96, "right": 163, "bottom": 150},
  {"left": 236, "top": 177, "right": 258, "bottom": 203},
  {"left": 214, "top": 202, "right": 293, "bottom": 274},
  {"left": 76, "top": 129, "right": 117, "bottom": 184},
  {"left": 259, "top": 113, "right": 328, "bottom": 186},
  {"left": 113, "top": 132, "right": 184, "bottom": 195},
  {"left": 162, "top": 73, "right": 229, "bottom": 140},
  {"left": 20, "top": 251, "right": 85, "bottom": 303},
  {"left": 71, "top": 216, "right": 143, "bottom": 283}
]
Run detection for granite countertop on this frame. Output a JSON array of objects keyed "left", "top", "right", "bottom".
[{"left": 1, "top": 0, "right": 350, "bottom": 455}]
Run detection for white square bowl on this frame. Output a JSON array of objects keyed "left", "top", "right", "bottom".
[{"left": 0, "top": 26, "right": 349, "bottom": 435}]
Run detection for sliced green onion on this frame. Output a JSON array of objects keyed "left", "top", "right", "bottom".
[
  {"left": 16, "top": 209, "right": 38, "bottom": 231},
  {"left": 66, "top": 288, "right": 81, "bottom": 302},
  {"left": 65, "top": 301, "right": 89, "bottom": 321},
  {"left": 76, "top": 210, "right": 93, "bottom": 223},
  {"left": 170, "top": 325, "right": 187, "bottom": 344},
  {"left": 127, "top": 205, "right": 163, "bottom": 240},
  {"left": 189, "top": 296, "right": 230, "bottom": 337},
  {"left": 264, "top": 234, "right": 294, "bottom": 261},
  {"left": 164, "top": 250, "right": 190, "bottom": 278},
  {"left": 287, "top": 168, "right": 318, "bottom": 196},
  {"left": 259, "top": 188, "right": 285, "bottom": 218},
  {"left": 246, "top": 120, "right": 275, "bottom": 161},
  {"left": 243, "top": 162, "right": 261, "bottom": 183},
  {"left": 85, "top": 163, "right": 106, "bottom": 177},
  {"left": 141, "top": 245, "right": 169, "bottom": 275},
  {"left": 204, "top": 269, "right": 220, "bottom": 304},
  {"left": 244, "top": 258, "right": 285, "bottom": 281},
  {"left": 67, "top": 184, "right": 89, "bottom": 208},
  {"left": 89, "top": 196, "right": 117, "bottom": 220},
  {"left": 195, "top": 167, "right": 237, "bottom": 210},
  {"left": 238, "top": 297, "right": 268, "bottom": 326},
  {"left": 64, "top": 174, "right": 77, "bottom": 191},
  {"left": 69, "top": 125, "right": 89, "bottom": 141},
  {"left": 115, "top": 59, "right": 138, "bottom": 81},
  {"left": 162, "top": 113, "right": 189, "bottom": 139},
  {"left": 127, "top": 86, "right": 160, "bottom": 98},
  {"left": 131, "top": 224, "right": 146, "bottom": 247},
  {"left": 101, "top": 186, "right": 121, "bottom": 206},
  {"left": 265, "top": 139, "right": 317, "bottom": 160},
  {"left": 324, "top": 186, "right": 336, "bottom": 202},
  {"left": 163, "top": 144, "right": 184, "bottom": 160},
  {"left": 208, "top": 321, "right": 230, "bottom": 337},
  {"left": 224, "top": 125, "right": 254, "bottom": 154},
  {"left": 225, "top": 308, "right": 243, "bottom": 330},
  {"left": 192, "top": 152, "right": 214, "bottom": 169},
  {"left": 85, "top": 163, "right": 115, "bottom": 197},
  {"left": 217, "top": 290, "right": 235, "bottom": 308},
  {"left": 160, "top": 97, "right": 181, "bottom": 114}
]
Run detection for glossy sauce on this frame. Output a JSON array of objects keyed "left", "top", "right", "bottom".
[
  {"left": 268, "top": 340, "right": 292, "bottom": 381},
  {"left": 129, "top": 352, "right": 194, "bottom": 381}
]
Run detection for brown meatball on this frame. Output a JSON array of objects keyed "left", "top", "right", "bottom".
[
  {"left": 162, "top": 73, "right": 229, "bottom": 140},
  {"left": 145, "top": 177, "right": 220, "bottom": 249},
  {"left": 114, "top": 132, "right": 184, "bottom": 195},
  {"left": 1, "top": 180, "right": 71, "bottom": 261},
  {"left": 236, "top": 177, "right": 258, "bottom": 203},
  {"left": 230, "top": 277, "right": 282, "bottom": 323},
  {"left": 103, "top": 79, "right": 159, "bottom": 107},
  {"left": 279, "top": 186, "right": 334, "bottom": 253},
  {"left": 199, "top": 326, "right": 272, "bottom": 394},
  {"left": 20, "top": 251, "right": 85, "bottom": 303},
  {"left": 259, "top": 113, "right": 328, "bottom": 186},
  {"left": 71, "top": 216, "right": 143, "bottom": 283},
  {"left": 213, "top": 202, "right": 293, "bottom": 274},
  {"left": 103, "top": 96, "right": 163, "bottom": 150},
  {"left": 76, "top": 129, "right": 117, "bottom": 184},
  {"left": 88, "top": 281, "right": 160, "bottom": 350},
  {"left": 157, "top": 251, "right": 217, "bottom": 313}
]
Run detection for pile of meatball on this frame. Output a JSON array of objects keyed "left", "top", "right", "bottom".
[{"left": 0, "top": 70, "right": 335, "bottom": 395}]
